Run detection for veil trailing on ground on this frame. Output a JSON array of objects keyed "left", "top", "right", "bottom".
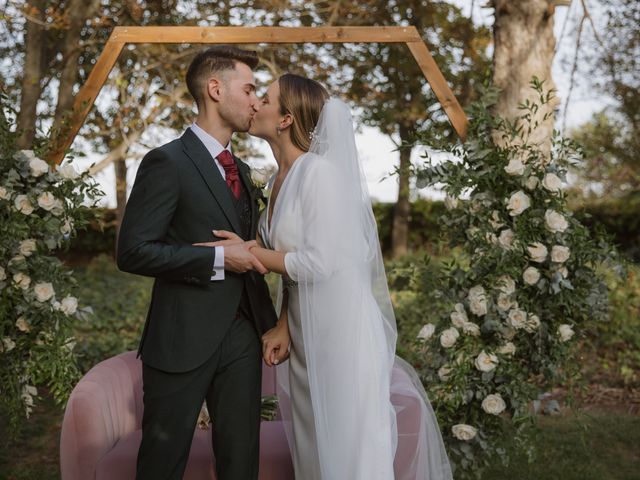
[{"left": 275, "top": 97, "right": 453, "bottom": 479}]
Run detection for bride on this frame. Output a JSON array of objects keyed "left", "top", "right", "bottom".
[{"left": 212, "top": 73, "right": 452, "bottom": 480}]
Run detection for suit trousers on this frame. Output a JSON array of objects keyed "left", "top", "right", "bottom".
[{"left": 136, "top": 313, "right": 262, "bottom": 480}]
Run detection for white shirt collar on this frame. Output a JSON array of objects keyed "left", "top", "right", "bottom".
[{"left": 190, "top": 122, "right": 232, "bottom": 160}]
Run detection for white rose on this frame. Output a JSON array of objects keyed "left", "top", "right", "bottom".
[
  {"left": 57, "top": 163, "right": 79, "bottom": 180},
  {"left": 444, "top": 195, "right": 459, "bottom": 210},
  {"left": 497, "top": 293, "right": 514, "bottom": 312},
  {"left": 506, "top": 191, "right": 531, "bottom": 216},
  {"left": 9, "top": 255, "right": 25, "bottom": 266},
  {"left": 468, "top": 285, "right": 488, "bottom": 316},
  {"left": 485, "top": 232, "right": 498, "bottom": 245},
  {"left": 482, "top": 393, "right": 507, "bottom": 415},
  {"left": 417, "top": 323, "right": 436, "bottom": 341},
  {"left": 551, "top": 245, "right": 570, "bottom": 263},
  {"left": 468, "top": 285, "right": 485, "bottom": 300},
  {"left": 60, "top": 218, "right": 74, "bottom": 235},
  {"left": 475, "top": 350, "right": 498, "bottom": 372},
  {"left": 13, "top": 273, "right": 31, "bottom": 290},
  {"left": 498, "top": 229, "right": 515, "bottom": 249},
  {"left": 507, "top": 308, "right": 528, "bottom": 330},
  {"left": 498, "top": 342, "right": 516, "bottom": 355},
  {"left": 504, "top": 157, "right": 525, "bottom": 176},
  {"left": 438, "top": 365, "right": 452, "bottom": 381},
  {"left": 37, "top": 192, "right": 57, "bottom": 211},
  {"left": 2, "top": 337, "right": 16, "bottom": 352},
  {"left": 523, "top": 266, "right": 541, "bottom": 285},
  {"left": 542, "top": 172, "right": 562, "bottom": 192},
  {"left": 525, "top": 175, "right": 540, "bottom": 190},
  {"left": 60, "top": 295, "right": 78, "bottom": 316},
  {"left": 15, "top": 316, "right": 30, "bottom": 332},
  {"left": 29, "top": 157, "right": 49, "bottom": 177},
  {"left": 14, "top": 150, "right": 36, "bottom": 161},
  {"left": 526, "top": 314, "right": 541, "bottom": 332},
  {"left": 19, "top": 239, "right": 37, "bottom": 257},
  {"left": 489, "top": 210, "right": 504, "bottom": 230},
  {"left": 0, "top": 266, "right": 5, "bottom": 281},
  {"left": 527, "top": 242, "right": 548, "bottom": 263},
  {"left": 558, "top": 324, "right": 575, "bottom": 342},
  {"left": 469, "top": 297, "right": 488, "bottom": 316},
  {"left": 14, "top": 195, "right": 34, "bottom": 215},
  {"left": 452, "top": 424, "right": 477, "bottom": 441},
  {"left": 462, "top": 321, "right": 481, "bottom": 336},
  {"left": 545, "top": 209, "right": 569, "bottom": 234},
  {"left": 0, "top": 186, "right": 9, "bottom": 200},
  {"left": 450, "top": 303, "right": 468, "bottom": 328},
  {"left": 502, "top": 327, "right": 517, "bottom": 340},
  {"left": 497, "top": 275, "right": 515, "bottom": 295},
  {"left": 440, "top": 327, "right": 460, "bottom": 348},
  {"left": 34, "top": 282, "right": 55, "bottom": 302},
  {"left": 50, "top": 198, "right": 64, "bottom": 216}
]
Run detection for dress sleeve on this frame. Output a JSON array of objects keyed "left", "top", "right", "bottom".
[{"left": 284, "top": 158, "right": 352, "bottom": 282}]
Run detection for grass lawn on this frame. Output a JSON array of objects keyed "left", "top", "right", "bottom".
[
  {"left": 485, "top": 412, "right": 640, "bottom": 480},
  {"left": 1, "top": 396, "right": 639, "bottom": 479}
]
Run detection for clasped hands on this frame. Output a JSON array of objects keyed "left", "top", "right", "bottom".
[
  {"left": 194, "top": 230, "right": 290, "bottom": 366},
  {"left": 194, "top": 229, "right": 266, "bottom": 274}
]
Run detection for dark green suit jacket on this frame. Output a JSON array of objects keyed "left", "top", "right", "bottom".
[{"left": 117, "top": 128, "right": 277, "bottom": 373}]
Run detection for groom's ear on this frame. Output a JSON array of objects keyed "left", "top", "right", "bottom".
[{"left": 206, "top": 76, "right": 223, "bottom": 103}]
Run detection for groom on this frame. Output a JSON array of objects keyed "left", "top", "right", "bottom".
[{"left": 117, "top": 46, "right": 278, "bottom": 480}]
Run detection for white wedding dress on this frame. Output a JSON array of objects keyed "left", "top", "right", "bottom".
[{"left": 258, "top": 98, "right": 452, "bottom": 480}]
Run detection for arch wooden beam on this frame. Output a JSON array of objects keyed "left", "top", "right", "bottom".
[{"left": 47, "top": 26, "right": 468, "bottom": 164}]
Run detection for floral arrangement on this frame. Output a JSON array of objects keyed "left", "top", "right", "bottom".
[
  {"left": 0, "top": 112, "right": 102, "bottom": 433},
  {"left": 412, "top": 80, "right": 618, "bottom": 476}
]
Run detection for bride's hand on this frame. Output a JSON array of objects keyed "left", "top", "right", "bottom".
[{"left": 262, "top": 319, "right": 290, "bottom": 367}]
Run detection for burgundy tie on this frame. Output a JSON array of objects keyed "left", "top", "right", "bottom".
[{"left": 216, "top": 150, "right": 241, "bottom": 200}]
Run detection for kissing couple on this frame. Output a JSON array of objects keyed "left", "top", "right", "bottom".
[{"left": 117, "top": 45, "right": 452, "bottom": 480}]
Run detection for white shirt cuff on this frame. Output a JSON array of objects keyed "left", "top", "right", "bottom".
[{"left": 211, "top": 246, "right": 225, "bottom": 281}]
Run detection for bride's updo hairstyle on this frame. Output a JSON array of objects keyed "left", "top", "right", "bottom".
[{"left": 278, "top": 73, "right": 329, "bottom": 152}]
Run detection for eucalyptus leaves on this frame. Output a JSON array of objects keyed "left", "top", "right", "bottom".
[
  {"left": 0, "top": 139, "right": 102, "bottom": 433},
  {"left": 412, "top": 81, "right": 616, "bottom": 477}
]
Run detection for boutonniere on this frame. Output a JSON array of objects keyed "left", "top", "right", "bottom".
[{"left": 249, "top": 165, "right": 276, "bottom": 211}]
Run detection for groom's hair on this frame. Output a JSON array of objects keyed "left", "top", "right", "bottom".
[{"left": 186, "top": 45, "right": 259, "bottom": 108}]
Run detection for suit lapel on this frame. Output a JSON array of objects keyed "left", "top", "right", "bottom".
[{"left": 181, "top": 129, "right": 242, "bottom": 234}]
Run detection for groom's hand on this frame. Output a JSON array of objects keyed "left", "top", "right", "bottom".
[
  {"left": 224, "top": 241, "right": 268, "bottom": 274},
  {"left": 262, "top": 325, "right": 290, "bottom": 367}
]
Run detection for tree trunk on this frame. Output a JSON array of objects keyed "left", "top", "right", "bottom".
[
  {"left": 16, "top": 0, "right": 47, "bottom": 149},
  {"left": 114, "top": 157, "right": 128, "bottom": 251},
  {"left": 492, "top": 0, "right": 562, "bottom": 153},
  {"left": 51, "top": 0, "right": 100, "bottom": 139},
  {"left": 391, "top": 124, "right": 413, "bottom": 259}
]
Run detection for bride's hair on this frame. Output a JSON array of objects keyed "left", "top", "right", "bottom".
[{"left": 278, "top": 74, "right": 329, "bottom": 152}]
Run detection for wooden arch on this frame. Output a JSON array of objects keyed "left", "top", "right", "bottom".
[{"left": 47, "top": 26, "right": 468, "bottom": 164}]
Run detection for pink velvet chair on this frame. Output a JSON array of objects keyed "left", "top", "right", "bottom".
[
  {"left": 60, "top": 351, "right": 424, "bottom": 479},
  {"left": 59, "top": 351, "right": 293, "bottom": 480}
]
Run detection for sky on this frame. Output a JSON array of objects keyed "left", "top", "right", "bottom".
[{"left": 69, "top": 1, "right": 608, "bottom": 207}]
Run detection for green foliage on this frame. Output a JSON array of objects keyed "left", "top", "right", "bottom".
[
  {"left": 0, "top": 95, "right": 103, "bottom": 435},
  {"left": 574, "top": 193, "right": 640, "bottom": 263},
  {"left": 373, "top": 200, "right": 447, "bottom": 255},
  {"left": 582, "top": 263, "right": 640, "bottom": 386},
  {"left": 402, "top": 80, "right": 621, "bottom": 478},
  {"left": 71, "top": 254, "right": 150, "bottom": 373}
]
